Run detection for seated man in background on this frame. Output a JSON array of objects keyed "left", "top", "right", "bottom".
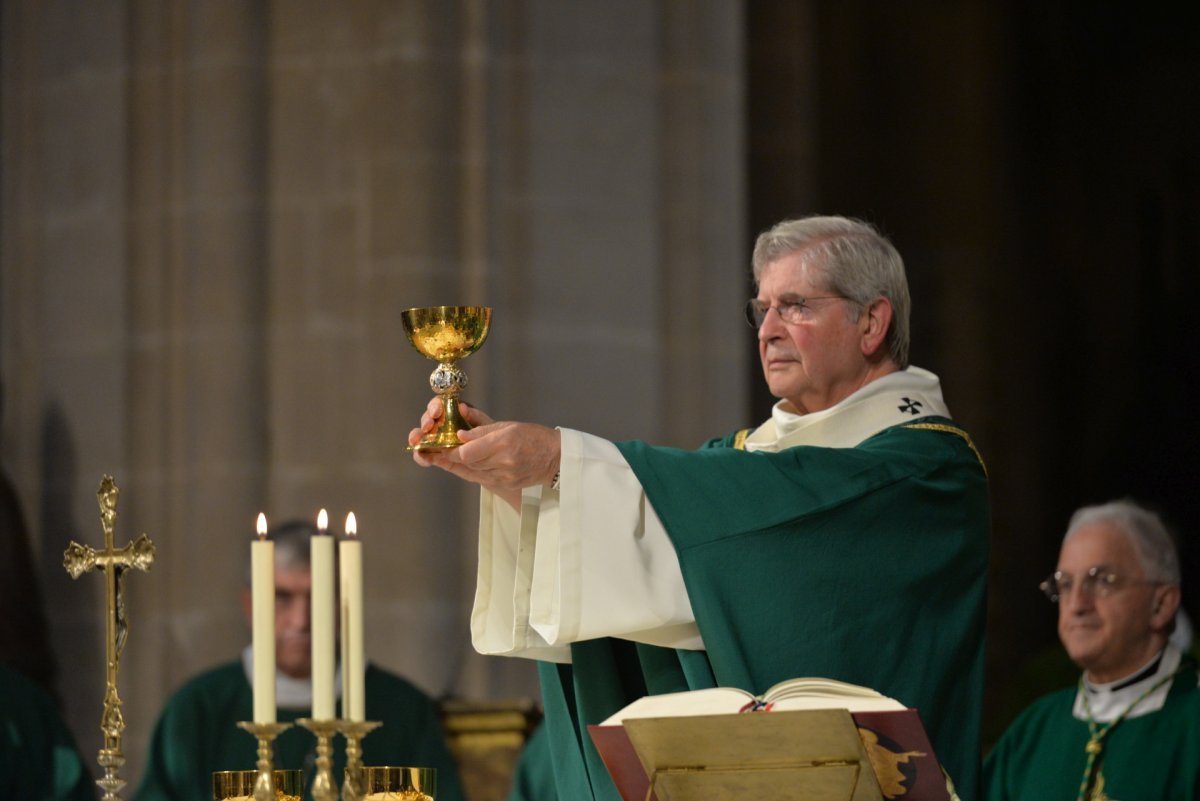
[
  {"left": 984, "top": 499, "right": 1199, "bottom": 801},
  {"left": 1, "top": 428, "right": 94, "bottom": 801},
  {"left": 1, "top": 663, "right": 95, "bottom": 801},
  {"left": 135, "top": 520, "right": 464, "bottom": 801}
]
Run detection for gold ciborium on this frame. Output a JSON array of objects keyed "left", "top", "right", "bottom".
[
  {"left": 360, "top": 766, "right": 436, "bottom": 801},
  {"left": 401, "top": 306, "right": 491, "bottom": 452},
  {"left": 213, "top": 769, "right": 303, "bottom": 801}
]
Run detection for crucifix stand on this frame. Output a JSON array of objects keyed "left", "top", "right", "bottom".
[{"left": 63, "top": 475, "right": 155, "bottom": 801}]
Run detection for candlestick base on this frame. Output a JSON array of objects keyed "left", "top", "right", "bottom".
[
  {"left": 296, "top": 719, "right": 340, "bottom": 801},
  {"left": 236, "top": 722, "right": 293, "bottom": 801},
  {"left": 337, "top": 720, "right": 383, "bottom": 801},
  {"left": 96, "top": 748, "right": 126, "bottom": 801}
]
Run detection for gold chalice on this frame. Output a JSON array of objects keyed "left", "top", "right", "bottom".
[
  {"left": 212, "top": 769, "right": 303, "bottom": 800},
  {"left": 359, "top": 766, "right": 436, "bottom": 800},
  {"left": 401, "top": 306, "right": 491, "bottom": 451}
]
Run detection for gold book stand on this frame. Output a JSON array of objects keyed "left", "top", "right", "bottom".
[{"left": 625, "top": 709, "right": 886, "bottom": 801}]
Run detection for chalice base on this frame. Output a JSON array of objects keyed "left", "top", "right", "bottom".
[{"left": 409, "top": 397, "right": 470, "bottom": 452}]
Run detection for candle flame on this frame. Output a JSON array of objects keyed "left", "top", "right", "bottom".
[
  {"left": 345, "top": 511, "right": 357, "bottom": 537},
  {"left": 317, "top": 508, "right": 329, "bottom": 532},
  {"left": 256, "top": 512, "right": 268, "bottom": 539}
]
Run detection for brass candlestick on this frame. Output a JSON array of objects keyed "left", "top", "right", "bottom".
[
  {"left": 296, "top": 719, "right": 340, "bottom": 801},
  {"left": 62, "top": 476, "right": 156, "bottom": 801},
  {"left": 401, "top": 305, "right": 492, "bottom": 451},
  {"left": 235, "top": 721, "right": 293, "bottom": 801},
  {"left": 338, "top": 720, "right": 383, "bottom": 801}
]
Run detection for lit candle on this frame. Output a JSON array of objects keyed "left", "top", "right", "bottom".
[
  {"left": 251, "top": 513, "right": 276, "bottom": 723},
  {"left": 339, "top": 512, "right": 365, "bottom": 721},
  {"left": 311, "top": 509, "right": 336, "bottom": 719}
]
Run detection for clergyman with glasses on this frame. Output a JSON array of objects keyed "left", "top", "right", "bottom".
[
  {"left": 410, "top": 215, "right": 991, "bottom": 800},
  {"left": 984, "top": 499, "right": 1200, "bottom": 801}
]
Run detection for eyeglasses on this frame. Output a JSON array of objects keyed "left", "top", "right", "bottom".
[
  {"left": 1039, "top": 566, "right": 1159, "bottom": 603},
  {"left": 744, "top": 296, "right": 847, "bottom": 328}
]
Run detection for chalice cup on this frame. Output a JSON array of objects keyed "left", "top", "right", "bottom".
[{"left": 402, "top": 306, "right": 492, "bottom": 452}]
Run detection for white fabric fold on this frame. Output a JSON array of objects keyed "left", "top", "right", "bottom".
[{"left": 744, "top": 366, "right": 950, "bottom": 451}]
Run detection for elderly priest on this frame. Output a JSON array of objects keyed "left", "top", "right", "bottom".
[{"left": 412, "top": 216, "right": 991, "bottom": 801}]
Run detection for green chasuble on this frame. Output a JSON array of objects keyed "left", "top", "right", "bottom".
[
  {"left": 0, "top": 664, "right": 94, "bottom": 801},
  {"left": 537, "top": 417, "right": 990, "bottom": 801},
  {"left": 134, "top": 662, "right": 464, "bottom": 801},
  {"left": 983, "top": 654, "right": 1200, "bottom": 801},
  {"left": 506, "top": 723, "right": 559, "bottom": 801}
]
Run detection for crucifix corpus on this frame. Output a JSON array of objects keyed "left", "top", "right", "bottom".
[{"left": 63, "top": 475, "right": 156, "bottom": 801}]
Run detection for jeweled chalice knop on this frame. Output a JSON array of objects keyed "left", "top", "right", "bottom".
[{"left": 401, "top": 306, "right": 491, "bottom": 451}]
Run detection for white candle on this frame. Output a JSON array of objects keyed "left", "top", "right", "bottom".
[
  {"left": 311, "top": 509, "right": 336, "bottom": 719},
  {"left": 251, "top": 513, "right": 276, "bottom": 723},
  {"left": 339, "top": 512, "right": 365, "bottom": 721}
]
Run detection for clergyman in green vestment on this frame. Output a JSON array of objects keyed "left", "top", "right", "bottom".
[
  {"left": 412, "top": 216, "right": 991, "bottom": 801},
  {"left": 0, "top": 663, "right": 95, "bottom": 801},
  {"left": 984, "top": 500, "right": 1200, "bottom": 801},
  {"left": 134, "top": 521, "right": 463, "bottom": 801}
]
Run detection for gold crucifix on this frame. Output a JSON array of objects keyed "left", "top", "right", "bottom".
[{"left": 63, "top": 475, "right": 155, "bottom": 801}]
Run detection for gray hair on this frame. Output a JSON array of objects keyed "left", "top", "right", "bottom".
[
  {"left": 751, "top": 216, "right": 911, "bottom": 368},
  {"left": 1064, "top": 499, "right": 1181, "bottom": 585},
  {"left": 244, "top": 519, "right": 318, "bottom": 583}
]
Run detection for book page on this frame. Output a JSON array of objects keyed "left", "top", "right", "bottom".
[
  {"left": 766, "top": 677, "right": 891, "bottom": 700},
  {"left": 765, "top": 677, "right": 904, "bottom": 710},
  {"left": 601, "top": 687, "right": 754, "bottom": 724},
  {"left": 601, "top": 679, "right": 907, "bottom": 725},
  {"left": 769, "top": 694, "right": 905, "bottom": 712}
]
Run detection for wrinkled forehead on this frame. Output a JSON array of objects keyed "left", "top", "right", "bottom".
[{"left": 757, "top": 249, "right": 832, "bottom": 294}]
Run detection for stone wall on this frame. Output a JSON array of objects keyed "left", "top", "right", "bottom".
[{"left": 1, "top": 0, "right": 746, "bottom": 787}]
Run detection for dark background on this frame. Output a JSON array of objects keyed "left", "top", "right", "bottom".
[{"left": 745, "top": 2, "right": 1199, "bottom": 744}]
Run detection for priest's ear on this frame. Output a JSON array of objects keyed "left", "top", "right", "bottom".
[
  {"left": 1150, "top": 583, "right": 1181, "bottom": 633},
  {"left": 859, "top": 297, "right": 893, "bottom": 360}
]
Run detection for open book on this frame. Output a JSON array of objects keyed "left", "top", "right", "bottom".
[
  {"left": 589, "top": 678, "right": 950, "bottom": 801},
  {"left": 602, "top": 677, "right": 906, "bottom": 722}
]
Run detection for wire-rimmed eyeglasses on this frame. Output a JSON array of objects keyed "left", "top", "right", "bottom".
[
  {"left": 1039, "top": 566, "right": 1159, "bottom": 603},
  {"left": 744, "top": 296, "right": 847, "bottom": 328}
]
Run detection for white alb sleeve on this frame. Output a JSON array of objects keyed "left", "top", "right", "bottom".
[
  {"left": 535, "top": 428, "right": 702, "bottom": 649},
  {"left": 471, "top": 485, "right": 573, "bottom": 663},
  {"left": 470, "top": 428, "right": 703, "bottom": 660}
]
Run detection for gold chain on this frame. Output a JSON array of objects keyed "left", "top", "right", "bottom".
[{"left": 1075, "top": 668, "right": 1178, "bottom": 801}]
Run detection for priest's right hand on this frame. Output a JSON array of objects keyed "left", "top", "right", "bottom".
[
  {"left": 408, "top": 397, "right": 497, "bottom": 462},
  {"left": 409, "top": 398, "right": 561, "bottom": 512}
]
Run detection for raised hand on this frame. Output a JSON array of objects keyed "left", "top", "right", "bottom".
[{"left": 409, "top": 400, "right": 559, "bottom": 510}]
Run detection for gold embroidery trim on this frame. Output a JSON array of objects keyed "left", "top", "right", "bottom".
[
  {"left": 732, "top": 428, "right": 752, "bottom": 450},
  {"left": 734, "top": 422, "right": 988, "bottom": 478},
  {"left": 904, "top": 422, "right": 988, "bottom": 477}
]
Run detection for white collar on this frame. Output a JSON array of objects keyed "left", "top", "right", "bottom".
[
  {"left": 743, "top": 366, "right": 951, "bottom": 452},
  {"left": 1072, "top": 642, "right": 1181, "bottom": 723},
  {"left": 240, "top": 644, "right": 344, "bottom": 711}
]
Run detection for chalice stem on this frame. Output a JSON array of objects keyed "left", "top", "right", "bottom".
[{"left": 441, "top": 395, "right": 469, "bottom": 436}]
